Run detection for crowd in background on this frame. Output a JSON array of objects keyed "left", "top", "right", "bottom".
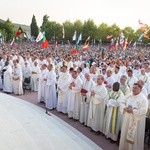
[{"left": 0, "top": 42, "right": 150, "bottom": 150}]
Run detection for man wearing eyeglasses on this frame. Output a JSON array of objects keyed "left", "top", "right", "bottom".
[{"left": 119, "top": 83, "right": 148, "bottom": 150}]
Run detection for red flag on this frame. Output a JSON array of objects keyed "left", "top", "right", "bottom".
[
  {"left": 82, "top": 44, "right": 88, "bottom": 51},
  {"left": 71, "top": 49, "right": 77, "bottom": 55},
  {"left": 16, "top": 27, "right": 23, "bottom": 37},
  {"left": 42, "top": 40, "right": 48, "bottom": 48}
]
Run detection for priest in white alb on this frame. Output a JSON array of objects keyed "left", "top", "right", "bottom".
[
  {"left": 31, "top": 61, "right": 41, "bottom": 92},
  {"left": 45, "top": 64, "right": 57, "bottom": 110},
  {"left": 80, "top": 73, "right": 95, "bottom": 125},
  {"left": 12, "top": 60, "right": 23, "bottom": 95},
  {"left": 67, "top": 70, "right": 82, "bottom": 120},
  {"left": 103, "top": 82, "right": 124, "bottom": 142},
  {"left": 87, "top": 75, "right": 108, "bottom": 133},
  {"left": 119, "top": 83, "right": 148, "bottom": 150},
  {"left": 3, "top": 61, "right": 13, "bottom": 93},
  {"left": 38, "top": 64, "right": 48, "bottom": 102},
  {"left": 57, "top": 66, "right": 71, "bottom": 113}
]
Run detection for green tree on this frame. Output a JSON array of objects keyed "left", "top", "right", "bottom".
[
  {"left": 63, "top": 21, "right": 74, "bottom": 41},
  {"left": 107, "top": 24, "right": 121, "bottom": 38},
  {"left": 44, "top": 21, "right": 62, "bottom": 42},
  {"left": 122, "top": 26, "right": 135, "bottom": 41},
  {"left": 73, "top": 20, "right": 83, "bottom": 34},
  {"left": 82, "top": 19, "right": 97, "bottom": 43},
  {"left": 3, "top": 19, "right": 14, "bottom": 41},
  {"left": 97, "top": 23, "right": 109, "bottom": 42},
  {"left": 41, "top": 14, "right": 49, "bottom": 31},
  {"left": 30, "top": 15, "right": 39, "bottom": 38}
]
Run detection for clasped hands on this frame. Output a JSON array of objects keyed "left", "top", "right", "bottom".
[
  {"left": 69, "top": 82, "right": 75, "bottom": 89},
  {"left": 91, "top": 90, "right": 95, "bottom": 96},
  {"left": 124, "top": 107, "right": 133, "bottom": 114}
]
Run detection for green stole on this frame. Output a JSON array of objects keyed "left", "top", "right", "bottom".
[
  {"left": 109, "top": 90, "right": 121, "bottom": 134},
  {"left": 120, "top": 85, "right": 127, "bottom": 95}
]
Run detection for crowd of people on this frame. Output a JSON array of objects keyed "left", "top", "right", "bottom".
[{"left": 0, "top": 42, "right": 150, "bottom": 150}]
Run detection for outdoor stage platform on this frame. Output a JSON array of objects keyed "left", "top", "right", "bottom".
[{"left": 0, "top": 93, "right": 102, "bottom": 150}]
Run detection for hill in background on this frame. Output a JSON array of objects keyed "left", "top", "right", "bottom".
[{"left": 0, "top": 18, "right": 30, "bottom": 34}]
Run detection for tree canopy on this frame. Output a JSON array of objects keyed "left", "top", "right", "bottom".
[
  {"left": 1, "top": 14, "right": 150, "bottom": 44},
  {"left": 0, "top": 19, "right": 14, "bottom": 41},
  {"left": 30, "top": 15, "right": 39, "bottom": 38}
]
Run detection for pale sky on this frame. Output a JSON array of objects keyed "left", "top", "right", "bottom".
[{"left": 0, "top": 0, "right": 150, "bottom": 29}]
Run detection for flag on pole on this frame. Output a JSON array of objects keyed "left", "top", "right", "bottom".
[
  {"left": 123, "top": 38, "right": 128, "bottom": 50},
  {"left": 10, "top": 38, "right": 15, "bottom": 46},
  {"left": 85, "top": 36, "right": 90, "bottom": 43},
  {"left": 71, "top": 49, "right": 77, "bottom": 55},
  {"left": 143, "top": 33, "right": 150, "bottom": 39},
  {"left": 16, "top": 27, "right": 23, "bottom": 37},
  {"left": 76, "top": 33, "right": 82, "bottom": 45},
  {"left": 36, "top": 32, "right": 49, "bottom": 48},
  {"left": 72, "top": 31, "right": 77, "bottom": 41},
  {"left": 82, "top": 36, "right": 90, "bottom": 50},
  {"left": 41, "top": 35, "right": 48, "bottom": 48},
  {"left": 133, "top": 42, "right": 136, "bottom": 49},
  {"left": 137, "top": 33, "right": 144, "bottom": 42},
  {"left": 138, "top": 20, "right": 147, "bottom": 32},
  {"left": 62, "top": 26, "right": 65, "bottom": 39},
  {"left": 107, "top": 35, "right": 113, "bottom": 39},
  {"left": 36, "top": 32, "right": 44, "bottom": 42},
  {"left": 23, "top": 32, "right": 28, "bottom": 39},
  {"left": 82, "top": 44, "right": 89, "bottom": 51}
]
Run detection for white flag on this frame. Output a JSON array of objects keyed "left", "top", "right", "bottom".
[
  {"left": 76, "top": 33, "right": 82, "bottom": 44},
  {"left": 72, "top": 31, "right": 77, "bottom": 41},
  {"left": 36, "top": 32, "right": 44, "bottom": 42},
  {"left": 10, "top": 38, "right": 15, "bottom": 46}
]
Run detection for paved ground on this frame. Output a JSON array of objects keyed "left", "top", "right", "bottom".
[{"left": 2, "top": 91, "right": 149, "bottom": 150}]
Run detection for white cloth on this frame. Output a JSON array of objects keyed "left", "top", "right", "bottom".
[
  {"left": 91, "top": 73, "right": 98, "bottom": 83},
  {"left": 79, "top": 72, "right": 85, "bottom": 82},
  {"left": 82, "top": 67, "right": 89, "bottom": 75},
  {"left": 120, "top": 84, "right": 131, "bottom": 96},
  {"left": 103, "top": 90, "right": 125, "bottom": 141},
  {"left": 127, "top": 76, "right": 138, "bottom": 90},
  {"left": 3, "top": 65, "right": 13, "bottom": 93},
  {"left": 22, "top": 65, "right": 31, "bottom": 79},
  {"left": 0, "top": 66, "right": 2, "bottom": 88},
  {"left": 120, "top": 65, "right": 126, "bottom": 74},
  {"left": 88, "top": 84, "right": 108, "bottom": 132},
  {"left": 57, "top": 72, "right": 71, "bottom": 113},
  {"left": 31, "top": 65, "right": 41, "bottom": 91},
  {"left": 119, "top": 93, "right": 148, "bottom": 150},
  {"left": 45, "top": 70, "right": 57, "bottom": 110},
  {"left": 12, "top": 66, "right": 23, "bottom": 95},
  {"left": 138, "top": 74, "right": 150, "bottom": 94},
  {"left": 79, "top": 79, "right": 95, "bottom": 125},
  {"left": 112, "top": 72, "right": 122, "bottom": 82},
  {"left": 38, "top": 69, "right": 48, "bottom": 102},
  {"left": 67, "top": 76, "right": 82, "bottom": 119},
  {"left": 105, "top": 76, "right": 115, "bottom": 92}
]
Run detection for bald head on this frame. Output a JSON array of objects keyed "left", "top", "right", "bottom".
[
  {"left": 97, "top": 75, "right": 104, "bottom": 85},
  {"left": 85, "top": 73, "right": 91, "bottom": 81}
]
